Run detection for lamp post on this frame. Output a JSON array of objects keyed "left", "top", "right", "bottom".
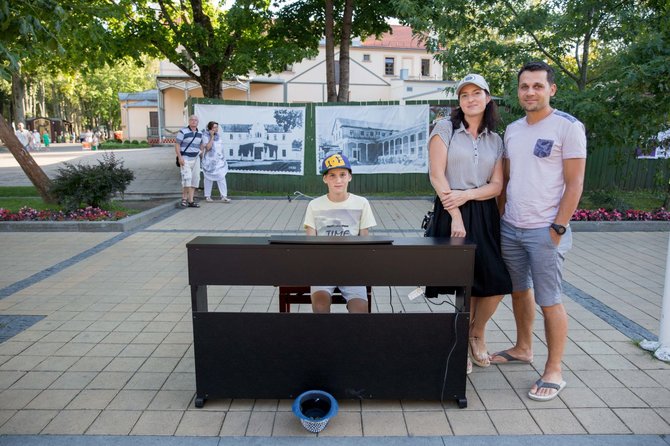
[{"left": 640, "top": 234, "right": 670, "bottom": 361}]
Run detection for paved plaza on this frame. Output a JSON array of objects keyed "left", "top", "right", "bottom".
[{"left": 0, "top": 146, "right": 669, "bottom": 445}]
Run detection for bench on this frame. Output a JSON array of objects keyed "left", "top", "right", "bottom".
[{"left": 278, "top": 285, "right": 372, "bottom": 312}]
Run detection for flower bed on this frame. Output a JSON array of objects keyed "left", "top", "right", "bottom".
[
  {"left": 0, "top": 206, "right": 128, "bottom": 222},
  {"left": 571, "top": 208, "right": 670, "bottom": 221}
]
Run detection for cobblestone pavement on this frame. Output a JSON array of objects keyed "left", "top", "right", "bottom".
[{"left": 0, "top": 146, "right": 669, "bottom": 445}]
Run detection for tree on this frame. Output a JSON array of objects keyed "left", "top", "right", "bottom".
[
  {"left": 276, "top": 0, "right": 395, "bottom": 102},
  {"left": 0, "top": 0, "right": 69, "bottom": 202},
  {"left": 121, "top": 0, "right": 317, "bottom": 98},
  {"left": 401, "top": 0, "right": 669, "bottom": 152},
  {"left": 274, "top": 109, "right": 303, "bottom": 132}
]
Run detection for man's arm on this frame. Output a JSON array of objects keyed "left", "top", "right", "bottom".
[
  {"left": 550, "top": 157, "right": 585, "bottom": 244},
  {"left": 498, "top": 158, "right": 510, "bottom": 216}
]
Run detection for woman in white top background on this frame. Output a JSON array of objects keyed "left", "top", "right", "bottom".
[{"left": 201, "top": 121, "right": 231, "bottom": 203}]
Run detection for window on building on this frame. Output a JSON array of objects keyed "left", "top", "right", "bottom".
[
  {"left": 385, "top": 57, "right": 395, "bottom": 75},
  {"left": 282, "top": 149, "right": 287, "bottom": 157},
  {"left": 421, "top": 59, "right": 431, "bottom": 77},
  {"left": 363, "top": 54, "right": 370, "bottom": 62}
]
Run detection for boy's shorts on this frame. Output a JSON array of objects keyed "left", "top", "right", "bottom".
[
  {"left": 500, "top": 220, "right": 572, "bottom": 307},
  {"left": 311, "top": 286, "right": 368, "bottom": 302}
]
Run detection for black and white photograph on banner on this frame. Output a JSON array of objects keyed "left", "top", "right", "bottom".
[
  {"left": 429, "top": 105, "right": 452, "bottom": 133},
  {"left": 314, "top": 104, "right": 429, "bottom": 174},
  {"left": 635, "top": 129, "right": 670, "bottom": 159},
  {"left": 194, "top": 104, "right": 306, "bottom": 175}
]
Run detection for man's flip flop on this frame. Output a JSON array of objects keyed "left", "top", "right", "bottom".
[
  {"left": 489, "top": 350, "right": 533, "bottom": 364},
  {"left": 528, "top": 379, "right": 567, "bottom": 402}
]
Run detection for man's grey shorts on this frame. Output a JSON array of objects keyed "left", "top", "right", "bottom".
[
  {"left": 311, "top": 286, "right": 368, "bottom": 302},
  {"left": 500, "top": 220, "right": 572, "bottom": 307}
]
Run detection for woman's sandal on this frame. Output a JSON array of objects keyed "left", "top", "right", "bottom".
[
  {"left": 187, "top": 201, "right": 200, "bottom": 208},
  {"left": 180, "top": 199, "right": 188, "bottom": 208},
  {"left": 468, "top": 336, "right": 491, "bottom": 368}
]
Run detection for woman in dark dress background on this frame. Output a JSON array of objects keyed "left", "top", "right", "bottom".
[{"left": 427, "top": 74, "right": 512, "bottom": 370}]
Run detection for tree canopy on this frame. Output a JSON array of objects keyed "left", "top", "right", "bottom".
[
  {"left": 119, "top": 0, "right": 318, "bottom": 98},
  {"left": 400, "top": 0, "right": 670, "bottom": 153}
]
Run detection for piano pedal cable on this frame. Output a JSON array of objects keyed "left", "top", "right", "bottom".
[
  {"left": 421, "top": 292, "right": 460, "bottom": 405},
  {"left": 440, "top": 311, "right": 460, "bottom": 405}
]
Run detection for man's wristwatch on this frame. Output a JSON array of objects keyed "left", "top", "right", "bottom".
[{"left": 550, "top": 223, "right": 568, "bottom": 235}]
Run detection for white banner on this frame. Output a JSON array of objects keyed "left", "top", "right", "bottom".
[
  {"left": 194, "top": 104, "right": 306, "bottom": 175},
  {"left": 315, "top": 104, "right": 429, "bottom": 174}
]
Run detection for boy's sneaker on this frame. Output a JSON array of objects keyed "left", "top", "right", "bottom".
[
  {"left": 221, "top": 197, "right": 231, "bottom": 203},
  {"left": 205, "top": 197, "right": 213, "bottom": 202}
]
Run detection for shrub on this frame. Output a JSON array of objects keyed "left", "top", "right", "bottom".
[
  {"left": 49, "top": 153, "right": 135, "bottom": 211},
  {"left": 585, "top": 189, "right": 632, "bottom": 211},
  {"left": 131, "top": 140, "right": 139, "bottom": 145},
  {"left": 123, "top": 139, "right": 131, "bottom": 144}
]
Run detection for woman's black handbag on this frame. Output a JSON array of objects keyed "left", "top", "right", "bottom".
[{"left": 421, "top": 210, "right": 434, "bottom": 237}]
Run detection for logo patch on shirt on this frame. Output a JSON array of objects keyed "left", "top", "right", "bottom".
[{"left": 533, "top": 139, "right": 554, "bottom": 158}]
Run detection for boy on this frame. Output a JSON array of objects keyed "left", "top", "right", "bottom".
[{"left": 304, "top": 153, "right": 377, "bottom": 313}]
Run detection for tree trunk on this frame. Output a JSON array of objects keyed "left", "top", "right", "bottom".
[
  {"left": 11, "top": 71, "right": 26, "bottom": 125},
  {"left": 198, "top": 68, "right": 224, "bottom": 99},
  {"left": 324, "top": 0, "right": 337, "bottom": 102},
  {"left": 336, "top": 0, "right": 354, "bottom": 103},
  {"left": 0, "top": 112, "right": 55, "bottom": 203}
]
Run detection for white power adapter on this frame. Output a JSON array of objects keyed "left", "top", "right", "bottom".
[{"left": 408, "top": 286, "right": 425, "bottom": 301}]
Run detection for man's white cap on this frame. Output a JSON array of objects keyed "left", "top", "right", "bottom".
[{"left": 455, "top": 74, "right": 490, "bottom": 96}]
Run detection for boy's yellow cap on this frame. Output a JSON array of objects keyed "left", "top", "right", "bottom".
[{"left": 321, "top": 153, "right": 352, "bottom": 174}]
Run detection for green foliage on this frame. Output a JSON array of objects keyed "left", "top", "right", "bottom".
[
  {"left": 99, "top": 141, "right": 151, "bottom": 149},
  {"left": 0, "top": 186, "right": 40, "bottom": 197},
  {"left": 402, "top": 0, "right": 670, "bottom": 188},
  {"left": 121, "top": 0, "right": 318, "bottom": 97},
  {"left": 579, "top": 189, "right": 664, "bottom": 211},
  {"left": 49, "top": 152, "right": 135, "bottom": 211}
]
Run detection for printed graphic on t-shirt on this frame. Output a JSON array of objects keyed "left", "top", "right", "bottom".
[{"left": 313, "top": 209, "right": 363, "bottom": 236}]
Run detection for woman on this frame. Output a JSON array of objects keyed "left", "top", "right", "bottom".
[
  {"left": 427, "top": 74, "right": 512, "bottom": 370},
  {"left": 201, "top": 121, "right": 231, "bottom": 203}
]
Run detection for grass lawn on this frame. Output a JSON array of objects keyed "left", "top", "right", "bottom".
[
  {"left": 0, "top": 186, "right": 139, "bottom": 214},
  {"left": 0, "top": 186, "right": 666, "bottom": 214}
]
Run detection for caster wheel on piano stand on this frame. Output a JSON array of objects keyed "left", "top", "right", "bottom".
[
  {"left": 458, "top": 397, "right": 468, "bottom": 409},
  {"left": 194, "top": 396, "right": 206, "bottom": 408}
]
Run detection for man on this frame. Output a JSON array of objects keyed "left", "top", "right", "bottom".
[
  {"left": 15, "top": 122, "right": 33, "bottom": 151},
  {"left": 175, "top": 114, "right": 203, "bottom": 208},
  {"left": 493, "top": 61, "right": 586, "bottom": 402}
]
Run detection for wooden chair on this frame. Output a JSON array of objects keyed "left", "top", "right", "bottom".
[{"left": 278, "top": 286, "right": 372, "bottom": 313}]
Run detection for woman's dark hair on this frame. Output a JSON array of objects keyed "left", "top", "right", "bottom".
[
  {"left": 450, "top": 97, "right": 501, "bottom": 134},
  {"left": 206, "top": 121, "right": 218, "bottom": 131}
]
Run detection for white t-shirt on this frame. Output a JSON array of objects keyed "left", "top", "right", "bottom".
[
  {"left": 304, "top": 193, "right": 377, "bottom": 236},
  {"left": 503, "top": 110, "right": 587, "bottom": 228}
]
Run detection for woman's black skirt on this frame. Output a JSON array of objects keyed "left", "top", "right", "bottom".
[{"left": 425, "top": 196, "right": 512, "bottom": 298}]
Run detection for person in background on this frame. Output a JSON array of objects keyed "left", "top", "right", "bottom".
[
  {"left": 304, "top": 153, "right": 377, "bottom": 313},
  {"left": 494, "top": 61, "right": 586, "bottom": 402},
  {"left": 32, "top": 130, "right": 42, "bottom": 151},
  {"left": 201, "top": 121, "right": 231, "bottom": 203},
  {"left": 15, "top": 123, "right": 33, "bottom": 151},
  {"left": 427, "top": 74, "right": 513, "bottom": 374},
  {"left": 175, "top": 114, "right": 203, "bottom": 208},
  {"left": 42, "top": 131, "right": 51, "bottom": 150}
]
